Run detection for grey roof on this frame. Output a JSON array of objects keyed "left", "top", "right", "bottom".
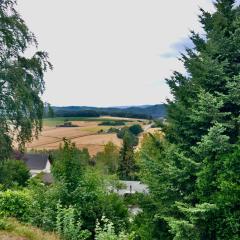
[
  {"left": 24, "top": 153, "right": 49, "bottom": 170},
  {"left": 117, "top": 181, "right": 148, "bottom": 195}
]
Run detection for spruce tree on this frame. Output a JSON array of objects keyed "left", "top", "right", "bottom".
[
  {"left": 118, "top": 131, "right": 136, "bottom": 180},
  {"left": 139, "top": 1, "right": 240, "bottom": 239}
]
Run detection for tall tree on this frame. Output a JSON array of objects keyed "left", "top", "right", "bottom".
[
  {"left": 0, "top": 0, "right": 52, "bottom": 160},
  {"left": 139, "top": 1, "right": 240, "bottom": 239},
  {"left": 118, "top": 131, "right": 136, "bottom": 180}
]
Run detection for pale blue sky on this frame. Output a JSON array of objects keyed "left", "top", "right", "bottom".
[{"left": 17, "top": 0, "right": 216, "bottom": 107}]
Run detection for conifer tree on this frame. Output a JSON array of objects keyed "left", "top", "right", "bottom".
[
  {"left": 118, "top": 132, "right": 136, "bottom": 180},
  {"left": 139, "top": 1, "right": 240, "bottom": 239}
]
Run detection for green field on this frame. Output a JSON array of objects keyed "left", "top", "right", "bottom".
[{"left": 43, "top": 117, "right": 133, "bottom": 127}]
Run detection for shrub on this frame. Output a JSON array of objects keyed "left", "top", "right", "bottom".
[
  {"left": 26, "top": 180, "right": 63, "bottom": 231},
  {"left": 128, "top": 124, "right": 143, "bottom": 135},
  {"left": 0, "top": 217, "right": 12, "bottom": 231},
  {"left": 117, "top": 128, "right": 129, "bottom": 139},
  {"left": 107, "top": 128, "right": 119, "bottom": 134},
  {"left": 117, "top": 128, "right": 138, "bottom": 147},
  {"left": 95, "top": 216, "right": 135, "bottom": 240},
  {"left": 95, "top": 142, "right": 119, "bottom": 174},
  {"left": 56, "top": 203, "right": 91, "bottom": 240},
  {"left": 51, "top": 139, "right": 87, "bottom": 191},
  {"left": 0, "top": 160, "right": 30, "bottom": 189},
  {"left": 0, "top": 189, "right": 32, "bottom": 221}
]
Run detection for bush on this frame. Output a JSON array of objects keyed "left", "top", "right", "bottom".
[
  {"left": 56, "top": 203, "right": 90, "bottom": 240},
  {"left": 95, "top": 216, "right": 135, "bottom": 240},
  {"left": 0, "top": 189, "right": 32, "bottom": 221},
  {"left": 117, "top": 128, "right": 129, "bottom": 139},
  {"left": 117, "top": 128, "right": 138, "bottom": 147},
  {"left": 51, "top": 139, "right": 88, "bottom": 192},
  {"left": 95, "top": 142, "right": 119, "bottom": 174},
  {"left": 0, "top": 160, "right": 30, "bottom": 189},
  {"left": 128, "top": 124, "right": 143, "bottom": 135},
  {"left": 107, "top": 128, "right": 120, "bottom": 134},
  {"left": 26, "top": 181, "right": 60, "bottom": 231}
]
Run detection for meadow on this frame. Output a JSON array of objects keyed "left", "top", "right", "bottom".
[{"left": 27, "top": 116, "right": 146, "bottom": 155}]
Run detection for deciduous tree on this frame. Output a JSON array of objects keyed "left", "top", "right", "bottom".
[{"left": 0, "top": 0, "right": 52, "bottom": 160}]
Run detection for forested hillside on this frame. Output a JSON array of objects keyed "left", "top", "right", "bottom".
[{"left": 50, "top": 104, "right": 166, "bottom": 119}]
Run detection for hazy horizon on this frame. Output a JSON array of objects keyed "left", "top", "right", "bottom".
[
  {"left": 52, "top": 103, "right": 164, "bottom": 108},
  {"left": 17, "top": 0, "right": 214, "bottom": 107}
]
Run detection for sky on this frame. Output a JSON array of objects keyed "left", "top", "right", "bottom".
[{"left": 17, "top": 0, "right": 216, "bottom": 107}]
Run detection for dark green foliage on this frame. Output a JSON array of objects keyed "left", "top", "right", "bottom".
[
  {"left": 117, "top": 127, "right": 128, "bottom": 139},
  {"left": 138, "top": 1, "right": 240, "bottom": 239},
  {"left": 117, "top": 128, "right": 138, "bottom": 146},
  {"left": 55, "top": 110, "right": 100, "bottom": 118},
  {"left": 118, "top": 132, "right": 137, "bottom": 180},
  {"left": 128, "top": 124, "right": 143, "bottom": 135},
  {"left": 0, "top": 160, "right": 30, "bottom": 189},
  {"left": 0, "top": 0, "right": 51, "bottom": 160},
  {"left": 98, "top": 120, "right": 126, "bottom": 126}
]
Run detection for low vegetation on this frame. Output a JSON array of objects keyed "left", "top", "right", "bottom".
[
  {"left": 0, "top": 218, "right": 59, "bottom": 240},
  {"left": 98, "top": 120, "right": 126, "bottom": 126},
  {"left": 0, "top": 160, "right": 30, "bottom": 190}
]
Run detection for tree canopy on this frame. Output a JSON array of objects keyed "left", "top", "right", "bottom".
[
  {"left": 139, "top": 1, "right": 240, "bottom": 239},
  {"left": 0, "top": 0, "right": 52, "bottom": 160}
]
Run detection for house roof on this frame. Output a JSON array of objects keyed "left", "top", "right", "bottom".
[
  {"left": 24, "top": 153, "right": 49, "bottom": 170},
  {"left": 116, "top": 181, "right": 149, "bottom": 195}
]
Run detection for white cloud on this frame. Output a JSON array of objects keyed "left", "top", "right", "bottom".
[{"left": 17, "top": 0, "right": 215, "bottom": 106}]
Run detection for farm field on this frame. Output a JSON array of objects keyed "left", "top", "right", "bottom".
[
  {"left": 27, "top": 117, "right": 147, "bottom": 155},
  {"left": 42, "top": 116, "right": 136, "bottom": 127}
]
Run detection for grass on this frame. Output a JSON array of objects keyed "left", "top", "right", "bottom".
[
  {"left": 83, "top": 126, "right": 111, "bottom": 133},
  {"left": 0, "top": 218, "right": 59, "bottom": 240},
  {"left": 43, "top": 117, "right": 132, "bottom": 127}
]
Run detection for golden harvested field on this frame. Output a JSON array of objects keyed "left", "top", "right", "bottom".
[
  {"left": 26, "top": 119, "right": 124, "bottom": 156},
  {"left": 137, "top": 127, "right": 163, "bottom": 151}
]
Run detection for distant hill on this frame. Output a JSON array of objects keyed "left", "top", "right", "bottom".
[{"left": 51, "top": 104, "right": 166, "bottom": 119}]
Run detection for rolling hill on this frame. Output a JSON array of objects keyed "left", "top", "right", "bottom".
[{"left": 51, "top": 104, "right": 166, "bottom": 119}]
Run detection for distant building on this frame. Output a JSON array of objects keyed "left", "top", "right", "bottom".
[
  {"left": 11, "top": 152, "right": 54, "bottom": 184},
  {"left": 113, "top": 181, "right": 148, "bottom": 216},
  {"left": 116, "top": 181, "right": 149, "bottom": 196},
  {"left": 23, "top": 153, "right": 51, "bottom": 176}
]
